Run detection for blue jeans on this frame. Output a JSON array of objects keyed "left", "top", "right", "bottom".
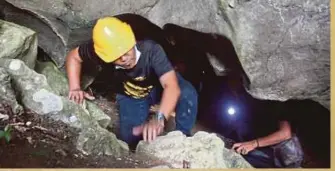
[{"left": 116, "top": 73, "right": 198, "bottom": 147}]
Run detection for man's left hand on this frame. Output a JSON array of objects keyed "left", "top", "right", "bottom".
[
  {"left": 132, "top": 118, "right": 165, "bottom": 143},
  {"left": 232, "top": 140, "right": 257, "bottom": 155}
]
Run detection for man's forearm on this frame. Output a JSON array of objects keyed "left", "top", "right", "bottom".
[
  {"left": 65, "top": 49, "right": 82, "bottom": 90},
  {"left": 257, "top": 131, "right": 290, "bottom": 148},
  {"left": 257, "top": 121, "right": 292, "bottom": 147},
  {"left": 158, "top": 85, "right": 180, "bottom": 121}
]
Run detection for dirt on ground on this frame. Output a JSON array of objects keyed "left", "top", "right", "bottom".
[{"left": 0, "top": 101, "right": 167, "bottom": 168}]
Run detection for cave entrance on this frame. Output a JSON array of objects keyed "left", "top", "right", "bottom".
[
  {"left": 33, "top": 13, "right": 329, "bottom": 168},
  {"left": 91, "top": 13, "right": 250, "bottom": 101},
  {"left": 157, "top": 22, "right": 330, "bottom": 168}
]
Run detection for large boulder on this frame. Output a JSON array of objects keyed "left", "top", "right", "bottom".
[
  {"left": 0, "top": 68, "right": 23, "bottom": 114},
  {"left": 34, "top": 61, "right": 112, "bottom": 128},
  {"left": 0, "top": 19, "right": 37, "bottom": 69},
  {"left": 0, "top": 1, "right": 71, "bottom": 68},
  {"left": 148, "top": 0, "right": 330, "bottom": 109},
  {"left": 3, "top": 0, "right": 158, "bottom": 29},
  {"left": 0, "top": 58, "right": 129, "bottom": 156},
  {"left": 0, "top": 19, "right": 36, "bottom": 114},
  {"left": 0, "top": 0, "right": 329, "bottom": 109},
  {"left": 220, "top": 0, "right": 330, "bottom": 109},
  {"left": 136, "top": 131, "right": 253, "bottom": 169}
]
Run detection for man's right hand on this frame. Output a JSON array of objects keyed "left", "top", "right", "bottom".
[
  {"left": 68, "top": 89, "right": 95, "bottom": 104},
  {"left": 66, "top": 47, "right": 93, "bottom": 105}
]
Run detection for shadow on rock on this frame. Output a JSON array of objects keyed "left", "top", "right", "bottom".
[{"left": 162, "top": 23, "right": 250, "bottom": 93}]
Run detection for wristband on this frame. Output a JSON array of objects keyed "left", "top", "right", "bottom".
[{"left": 156, "top": 112, "right": 166, "bottom": 121}]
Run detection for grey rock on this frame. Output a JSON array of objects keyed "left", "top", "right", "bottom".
[
  {"left": 219, "top": 0, "right": 330, "bottom": 109},
  {"left": 77, "top": 125, "right": 129, "bottom": 156},
  {"left": 0, "top": 58, "right": 128, "bottom": 156},
  {"left": 0, "top": 67, "right": 23, "bottom": 114},
  {"left": 34, "top": 61, "right": 112, "bottom": 128},
  {"left": 34, "top": 60, "right": 69, "bottom": 96},
  {"left": 1, "top": 0, "right": 329, "bottom": 109},
  {"left": 149, "top": 0, "right": 330, "bottom": 109},
  {"left": 1, "top": 2, "right": 69, "bottom": 68},
  {"left": 150, "top": 165, "right": 171, "bottom": 169},
  {"left": 0, "top": 19, "right": 37, "bottom": 69},
  {"left": 4, "top": 0, "right": 158, "bottom": 29},
  {"left": 218, "top": 1, "right": 327, "bottom": 109},
  {"left": 136, "top": 131, "right": 252, "bottom": 168},
  {"left": 0, "top": 113, "right": 9, "bottom": 121},
  {"left": 54, "top": 0, "right": 158, "bottom": 29},
  {"left": 148, "top": 0, "right": 229, "bottom": 35}
]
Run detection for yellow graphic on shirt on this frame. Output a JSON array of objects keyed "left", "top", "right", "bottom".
[
  {"left": 134, "top": 76, "right": 146, "bottom": 81},
  {"left": 123, "top": 76, "right": 153, "bottom": 99}
]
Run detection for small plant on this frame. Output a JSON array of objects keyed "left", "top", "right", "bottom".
[{"left": 0, "top": 125, "right": 12, "bottom": 143}]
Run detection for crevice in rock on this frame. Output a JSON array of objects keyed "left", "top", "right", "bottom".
[
  {"left": 36, "top": 47, "right": 54, "bottom": 63},
  {"left": 142, "top": 0, "right": 160, "bottom": 16},
  {"left": 89, "top": 14, "right": 250, "bottom": 100}
]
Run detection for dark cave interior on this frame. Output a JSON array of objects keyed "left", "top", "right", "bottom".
[{"left": 90, "top": 13, "right": 330, "bottom": 167}]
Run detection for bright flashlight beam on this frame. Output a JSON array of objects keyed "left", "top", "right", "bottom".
[{"left": 228, "top": 107, "right": 235, "bottom": 115}]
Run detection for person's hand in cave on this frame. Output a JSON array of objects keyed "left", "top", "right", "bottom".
[
  {"left": 68, "top": 88, "right": 95, "bottom": 104},
  {"left": 232, "top": 140, "right": 258, "bottom": 155},
  {"left": 132, "top": 117, "right": 165, "bottom": 143}
]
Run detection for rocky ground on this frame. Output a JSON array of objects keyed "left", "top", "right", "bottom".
[
  {"left": 0, "top": 101, "right": 169, "bottom": 168},
  {"left": 0, "top": 94, "right": 216, "bottom": 169},
  {"left": 0, "top": 95, "right": 329, "bottom": 168}
]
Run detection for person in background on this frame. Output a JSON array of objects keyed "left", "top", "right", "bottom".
[{"left": 232, "top": 103, "right": 304, "bottom": 168}]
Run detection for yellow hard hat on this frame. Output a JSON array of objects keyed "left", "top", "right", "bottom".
[{"left": 93, "top": 17, "right": 136, "bottom": 63}]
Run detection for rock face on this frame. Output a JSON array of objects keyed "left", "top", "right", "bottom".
[
  {"left": 221, "top": 0, "right": 330, "bottom": 109},
  {"left": 149, "top": 0, "right": 330, "bottom": 109},
  {"left": 136, "top": 131, "right": 253, "bottom": 169},
  {"left": 1, "top": 1, "right": 73, "bottom": 68},
  {"left": 0, "top": 19, "right": 37, "bottom": 69},
  {"left": 0, "top": 58, "right": 129, "bottom": 156},
  {"left": 0, "top": 0, "right": 329, "bottom": 109},
  {"left": 3, "top": 0, "right": 159, "bottom": 29},
  {"left": 0, "top": 19, "right": 37, "bottom": 114},
  {"left": 34, "top": 61, "right": 112, "bottom": 128},
  {"left": 0, "top": 68, "right": 23, "bottom": 114}
]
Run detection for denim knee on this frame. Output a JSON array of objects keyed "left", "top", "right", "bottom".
[
  {"left": 175, "top": 74, "right": 198, "bottom": 136},
  {"left": 116, "top": 94, "right": 150, "bottom": 145}
]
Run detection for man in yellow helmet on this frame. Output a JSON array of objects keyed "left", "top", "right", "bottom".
[{"left": 65, "top": 17, "right": 198, "bottom": 147}]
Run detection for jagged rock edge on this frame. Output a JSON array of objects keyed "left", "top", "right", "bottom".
[{"left": 4, "top": 0, "right": 69, "bottom": 46}]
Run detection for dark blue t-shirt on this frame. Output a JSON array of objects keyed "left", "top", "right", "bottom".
[{"left": 78, "top": 39, "right": 174, "bottom": 99}]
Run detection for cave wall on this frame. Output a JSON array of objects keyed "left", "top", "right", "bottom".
[{"left": 0, "top": 0, "right": 330, "bottom": 109}]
